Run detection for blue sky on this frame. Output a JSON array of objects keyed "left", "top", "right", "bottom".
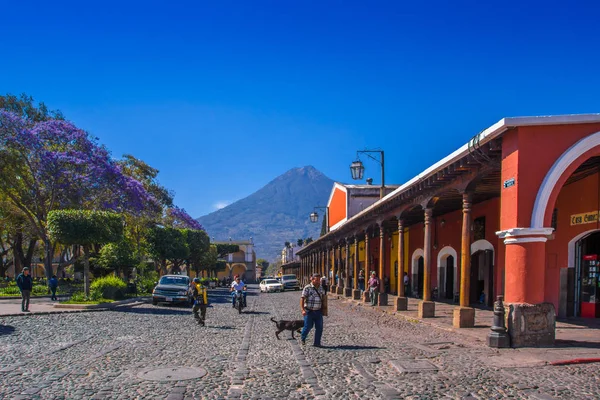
[{"left": 2, "top": 1, "right": 599, "bottom": 218}]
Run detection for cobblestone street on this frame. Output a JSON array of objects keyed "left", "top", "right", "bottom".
[{"left": 1, "top": 286, "right": 599, "bottom": 399}]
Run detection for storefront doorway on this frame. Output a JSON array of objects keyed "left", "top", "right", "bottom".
[
  {"left": 415, "top": 256, "right": 424, "bottom": 298},
  {"left": 574, "top": 231, "right": 600, "bottom": 317},
  {"left": 445, "top": 255, "right": 455, "bottom": 300},
  {"left": 470, "top": 250, "right": 494, "bottom": 306}
]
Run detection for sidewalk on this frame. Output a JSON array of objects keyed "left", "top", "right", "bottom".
[
  {"left": 0, "top": 296, "right": 149, "bottom": 317},
  {"left": 330, "top": 291, "right": 600, "bottom": 367}
]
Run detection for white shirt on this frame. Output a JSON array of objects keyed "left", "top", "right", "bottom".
[
  {"left": 231, "top": 280, "right": 246, "bottom": 291},
  {"left": 404, "top": 275, "right": 409, "bottom": 284}
]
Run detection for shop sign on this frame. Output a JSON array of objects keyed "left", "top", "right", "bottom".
[{"left": 570, "top": 210, "right": 599, "bottom": 226}]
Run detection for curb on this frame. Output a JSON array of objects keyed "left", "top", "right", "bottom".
[
  {"left": 0, "top": 298, "right": 150, "bottom": 317},
  {"left": 0, "top": 295, "right": 71, "bottom": 300},
  {"left": 550, "top": 358, "right": 600, "bottom": 366},
  {"left": 54, "top": 297, "right": 151, "bottom": 310},
  {"left": 0, "top": 308, "right": 110, "bottom": 317}
]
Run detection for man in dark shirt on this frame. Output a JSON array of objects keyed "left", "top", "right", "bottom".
[{"left": 16, "top": 267, "right": 33, "bottom": 312}]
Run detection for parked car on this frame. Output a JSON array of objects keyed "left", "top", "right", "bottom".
[
  {"left": 280, "top": 274, "right": 300, "bottom": 291},
  {"left": 152, "top": 275, "right": 193, "bottom": 306},
  {"left": 259, "top": 278, "right": 283, "bottom": 293}
]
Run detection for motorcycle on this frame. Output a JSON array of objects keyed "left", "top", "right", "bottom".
[{"left": 234, "top": 290, "right": 246, "bottom": 314}]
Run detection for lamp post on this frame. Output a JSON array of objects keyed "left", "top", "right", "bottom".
[
  {"left": 350, "top": 149, "right": 385, "bottom": 199},
  {"left": 310, "top": 206, "right": 329, "bottom": 233}
]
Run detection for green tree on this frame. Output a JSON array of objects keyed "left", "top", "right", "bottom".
[
  {"left": 47, "top": 210, "right": 123, "bottom": 296},
  {"left": 146, "top": 226, "right": 189, "bottom": 275},
  {"left": 304, "top": 237, "right": 313, "bottom": 245},
  {"left": 185, "top": 229, "right": 210, "bottom": 276},
  {"left": 296, "top": 239, "right": 303, "bottom": 247},
  {"left": 97, "top": 238, "right": 137, "bottom": 277},
  {"left": 256, "top": 258, "right": 270, "bottom": 269},
  {"left": 215, "top": 243, "right": 240, "bottom": 259},
  {"left": 0, "top": 93, "right": 64, "bottom": 123},
  {"left": 199, "top": 244, "right": 218, "bottom": 276}
]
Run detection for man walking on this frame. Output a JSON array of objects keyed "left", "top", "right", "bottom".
[
  {"left": 300, "top": 273, "right": 326, "bottom": 347},
  {"left": 368, "top": 271, "right": 380, "bottom": 307},
  {"left": 49, "top": 275, "right": 59, "bottom": 301},
  {"left": 16, "top": 267, "right": 33, "bottom": 312}
]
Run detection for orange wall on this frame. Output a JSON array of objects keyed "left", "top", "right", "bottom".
[
  {"left": 501, "top": 123, "right": 600, "bottom": 229},
  {"left": 328, "top": 187, "right": 347, "bottom": 227}
]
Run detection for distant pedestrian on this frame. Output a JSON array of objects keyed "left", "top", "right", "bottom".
[
  {"left": 49, "top": 275, "right": 59, "bottom": 301},
  {"left": 368, "top": 271, "right": 380, "bottom": 306},
  {"left": 320, "top": 276, "right": 328, "bottom": 294},
  {"left": 403, "top": 272, "right": 410, "bottom": 297},
  {"left": 358, "top": 270, "right": 365, "bottom": 292},
  {"left": 300, "top": 273, "right": 326, "bottom": 347},
  {"left": 383, "top": 275, "right": 390, "bottom": 293},
  {"left": 16, "top": 267, "right": 33, "bottom": 312}
]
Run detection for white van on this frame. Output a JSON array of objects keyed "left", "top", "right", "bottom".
[{"left": 280, "top": 274, "right": 300, "bottom": 291}]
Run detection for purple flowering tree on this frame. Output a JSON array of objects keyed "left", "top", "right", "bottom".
[
  {"left": 0, "top": 111, "right": 159, "bottom": 280},
  {"left": 164, "top": 206, "right": 204, "bottom": 230}
]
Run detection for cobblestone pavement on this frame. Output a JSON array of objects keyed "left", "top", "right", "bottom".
[{"left": 1, "top": 285, "right": 599, "bottom": 399}]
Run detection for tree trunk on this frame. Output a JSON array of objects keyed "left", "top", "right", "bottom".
[
  {"left": 83, "top": 245, "right": 91, "bottom": 297},
  {"left": 44, "top": 237, "right": 53, "bottom": 281}
]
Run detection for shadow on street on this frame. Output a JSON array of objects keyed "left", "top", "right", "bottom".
[
  {"left": 318, "top": 344, "right": 384, "bottom": 350},
  {"left": 0, "top": 325, "right": 16, "bottom": 336},
  {"left": 110, "top": 306, "right": 192, "bottom": 316}
]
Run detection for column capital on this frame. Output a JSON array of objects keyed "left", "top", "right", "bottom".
[
  {"left": 496, "top": 227, "right": 554, "bottom": 244},
  {"left": 424, "top": 207, "right": 433, "bottom": 223}
]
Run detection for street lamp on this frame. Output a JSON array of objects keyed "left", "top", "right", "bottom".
[
  {"left": 350, "top": 149, "right": 385, "bottom": 199},
  {"left": 309, "top": 206, "right": 329, "bottom": 233}
]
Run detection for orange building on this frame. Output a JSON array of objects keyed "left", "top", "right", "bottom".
[{"left": 297, "top": 113, "right": 600, "bottom": 347}]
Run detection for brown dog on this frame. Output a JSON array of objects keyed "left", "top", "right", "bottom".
[{"left": 271, "top": 317, "right": 304, "bottom": 339}]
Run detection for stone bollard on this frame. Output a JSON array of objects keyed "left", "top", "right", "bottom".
[{"left": 487, "top": 295, "right": 510, "bottom": 348}]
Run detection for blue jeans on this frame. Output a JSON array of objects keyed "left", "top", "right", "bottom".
[
  {"left": 231, "top": 291, "right": 247, "bottom": 306},
  {"left": 358, "top": 282, "right": 365, "bottom": 292},
  {"left": 301, "top": 310, "right": 323, "bottom": 346},
  {"left": 50, "top": 287, "right": 57, "bottom": 300}
]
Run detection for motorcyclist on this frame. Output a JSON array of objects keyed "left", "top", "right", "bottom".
[
  {"left": 230, "top": 275, "right": 247, "bottom": 308},
  {"left": 191, "top": 278, "right": 207, "bottom": 325}
]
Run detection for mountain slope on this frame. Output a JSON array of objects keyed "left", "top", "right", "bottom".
[{"left": 197, "top": 166, "right": 334, "bottom": 261}]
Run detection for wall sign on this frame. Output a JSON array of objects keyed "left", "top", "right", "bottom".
[
  {"left": 570, "top": 210, "right": 599, "bottom": 226},
  {"left": 503, "top": 178, "right": 515, "bottom": 189}
]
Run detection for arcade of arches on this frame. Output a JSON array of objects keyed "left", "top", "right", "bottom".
[{"left": 296, "top": 115, "right": 600, "bottom": 347}]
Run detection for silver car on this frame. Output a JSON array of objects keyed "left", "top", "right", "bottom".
[{"left": 152, "top": 275, "right": 193, "bottom": 306}]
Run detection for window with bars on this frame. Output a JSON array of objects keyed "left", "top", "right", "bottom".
[{"left": 473, "top": 216, "right": 486, "bottom": 241}]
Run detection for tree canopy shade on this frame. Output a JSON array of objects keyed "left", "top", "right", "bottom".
[
  {"left": 47, "top": 210, "right": 124, "bottom": 245},
  {"left": 165, "top": 206, "right": 204, "bottom": 230},
  {"left": 146, "top": 226, "right": 189, "bottom": 274},
  {"left": 0, "top": 110, "right": 159, "bottom": 279},
  {"left": 0, "top": 93, "right": 64, "bottom": 123},
  {"left": 47, "top": 210, "right": 124, "bottom": 296},
  {"left": 216, "top": 243, "right": 240, "bottom": 259},
  {"left": 185, "top": 229, "right": 210, "bottom": 274}
]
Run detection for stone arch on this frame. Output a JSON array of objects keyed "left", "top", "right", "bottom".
[
  {"left": 411, "top": 248, "right": 424, "bottom": 296},
  {"left": 230, "top": 263, "right": 247, "bottom": 279},
  {"left": 471, "top": 239, "right": 494, "bottom": 256},
  {"left": 532, "top": 131, "right": 600, "bottom": 228},
  {"left": 436, "top": 246, "right": 458, "bottom": 298}
]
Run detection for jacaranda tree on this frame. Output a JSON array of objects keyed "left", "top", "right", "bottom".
[
  {"left": 0, "top": 110, "right": 158, "bottom": 280},
  {"left": 48, "top": 210, "right": 123, "bottom": 296}
]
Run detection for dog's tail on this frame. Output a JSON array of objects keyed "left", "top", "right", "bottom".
[{"left": 270, "top": 317, "right": 277, "bottom": 324}]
